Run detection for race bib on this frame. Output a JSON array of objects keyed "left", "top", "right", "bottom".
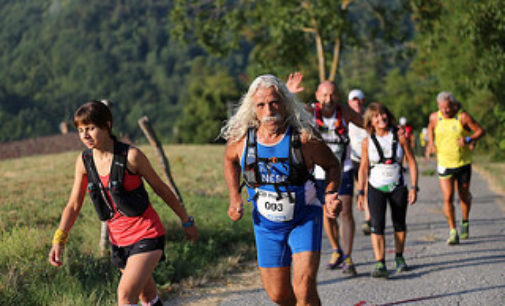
[
  {"left": 256, "top": 189, "right": 295, "bottom": 222},
  {"left": 437, "top": 164, "right": 446, "bottom": 175},
  {"left": 370, "top": 163, "right": 401, "bottom": 192}
]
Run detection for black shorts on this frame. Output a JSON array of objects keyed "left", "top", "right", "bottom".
[
  {"left": 111, "top": 236, "right": 165, "bottom": 269},
  {"left": 438, "top": 164, "right": 472, "bottom": 184}
]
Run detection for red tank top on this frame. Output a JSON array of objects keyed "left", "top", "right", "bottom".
[{"left": 99, "top": 170, "right": 165, "bottom": 247}]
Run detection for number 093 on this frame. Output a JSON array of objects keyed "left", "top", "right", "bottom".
[{"left": 264, "top": 202, "right": 283, "bottom": 212}]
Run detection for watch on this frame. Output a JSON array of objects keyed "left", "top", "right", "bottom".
[
  {"left": 411, "top": 185, "right": 420, "bottom": 192},
  {"left": 182, "top": 216, "right": 195, "bottom": 227}
]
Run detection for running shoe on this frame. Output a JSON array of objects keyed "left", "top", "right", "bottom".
[
  {"left": 342, "top": 256, "right": 357, "bottom": 276},
  {"left": 394, "top": 256, "right": 409, "bottom": 272},
  {"left": 447, "top": 228, "right": 459, "bottom": 245},
  {"left": 371, "top": 262, "right": 388, "bottom": 278},
  {"left": 460, "top": 221, "right": 469, "bottom": 239},
  {"left": 362, "top": 220, "right": 371, "bottom": 236},
  {"left": 327, "top": 249, "right": 344, "bottom": 270}
]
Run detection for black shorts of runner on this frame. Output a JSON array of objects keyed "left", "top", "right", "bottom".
[
  {"left": 111, "top": 236, "right": 165, "bottom": 269},
  {"left": 367, "top": 185, "right": 408, "bottom": 235},
  {"left": 438, "top": 164, "right": 472, "bottom": 185}
]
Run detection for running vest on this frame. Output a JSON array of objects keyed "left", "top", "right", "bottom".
[
  {"left": 313, "top": 103, "right": 349, "bottom": 161},
  {"left": 82, "top": 141, "right": 149, "bottom": 221},
  {"left": 242, "top": 127, "right": 319, "bottom": 223},
  {"left": 368, "top": 129, "right": 404, "bottom": 192},
  {"left": 435, "top": 110, "right": 472, "bottom": 169}
]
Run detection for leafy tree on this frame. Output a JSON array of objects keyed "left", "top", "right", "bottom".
[
  {"left": 171, "top": 0, "right": 362, "bottom": 82},
  {"left": 174, "top": 57, "right": 240, "bottom": 143}
]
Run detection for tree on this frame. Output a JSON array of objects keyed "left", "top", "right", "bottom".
[
  {"left": 174, "top": 57, "right": 240, "bottom": 143},
  {"left": 171, "top": 0, "right": 360, "bottom": 82}
]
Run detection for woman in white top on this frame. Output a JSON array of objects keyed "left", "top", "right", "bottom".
[{"left": 356, "top": 103, "right": 418, "bottom": 278}]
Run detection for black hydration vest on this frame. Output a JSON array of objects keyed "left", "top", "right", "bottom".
[
  {"left": 242, "top": 127, "right": 313, "bottom": 202},
  {"left": 369, "top": 129, "right": 404, "bottom": 183},
  {"left": 82, "top": 141, "right": 149, "bottom": 221}
]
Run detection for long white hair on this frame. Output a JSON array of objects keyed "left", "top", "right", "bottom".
[{"left": 220, "top": 74, "right": 315, "bottom": 143}]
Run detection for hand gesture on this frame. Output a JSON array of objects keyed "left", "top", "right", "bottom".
[
  {"left": 324, "top": 192, "right": 342, "bottom": 219},
  {"left": 286, "top": 72, "right": 305, "bottom": 94},
  {"left": 228, "top": 202, "right": 244, "bottom": 221}
]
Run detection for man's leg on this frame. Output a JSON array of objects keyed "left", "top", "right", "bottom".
[
  {"left": 439, "top": 178, "right": 456, "bottom": 229},
  {"left": 456, "top": 165, "right": 472, "bottom": 239},
  {"left": 292, "top": 251, "right": 321, "bottom": 306},
  {"left": 339, "top": 195, "right": 355, "bottom": 256},
  {"left": 323, "top": 216, "right": 340, "bottom": 252},
  {"left": 439, "top": 177, "right": 459, "bottom": 244},
  {"left": 259, "top": 267, "right": 296, "bottom": 306},
  {"left": 318, "top": 179, "right": 342, "bottom": 269}
]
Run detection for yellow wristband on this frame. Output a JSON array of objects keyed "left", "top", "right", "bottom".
[{"left": 52, "top": 228, "right": 68, "bottom": 246}]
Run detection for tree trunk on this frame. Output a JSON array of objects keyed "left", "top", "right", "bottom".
[
  {"left": 328, "top": 37, "right": 342, "bottom": 81},
  {"left": 99, "top": 222, "right": 109, "bottom": 256},
  {"left": 328, "top": 0, "right": 354, "bottom": 81},
  {"left": 138, "top": 116, "right": 184, "bottom": 206}
]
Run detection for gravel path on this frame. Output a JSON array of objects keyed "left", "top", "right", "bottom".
[{"left": 169, "top": 160, "right": 505, "bottom": 305}]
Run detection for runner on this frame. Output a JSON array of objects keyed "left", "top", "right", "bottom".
[
  {"left": 48, "top": 101, "right": 198, "bottom": 306},
  {"left": 347, "top": 89, "right": 371, "bottom": 236},
  {"left": 222, "top": 74, "right": 342, "bottom": 305},
  {"left": 356, "top": 102, "right": 419, "bottom": 278},
  {"left": 287, "top": 73, "right": 363, "bottom": 276},
  {"left": 426, "top": 92, "right": 485, "bottom": 244}
]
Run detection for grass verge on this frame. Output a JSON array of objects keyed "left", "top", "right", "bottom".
[{"left": 0, "top": 144, "right": 255, "bottom": 305}]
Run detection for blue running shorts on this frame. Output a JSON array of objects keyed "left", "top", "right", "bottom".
[{"left": 254, "top": 206, "right": 323, "bottom": 268}]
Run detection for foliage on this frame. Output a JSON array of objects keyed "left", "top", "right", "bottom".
[
  {"left": 0, "top": 0, "right": 233, "bottom": 143},
  {"left": 171, "top": 0, "right": 409, "bottom": 82},
  {"left": 174, "top": 57, "right": 240, "bottom": 143}
]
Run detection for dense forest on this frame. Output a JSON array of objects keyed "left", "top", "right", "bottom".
[{"left": 1, "top": 0, "right": 504, "bottom": 157}]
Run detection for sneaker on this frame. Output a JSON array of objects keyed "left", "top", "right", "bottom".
[
  {"left": 362, "top": 220, "right": 371, "bottom": 236},
  {"left": 342, "top": 256, "right": 357, "bottom": 276},
  {"left": 394, "top": 256, "right": 409, "bottom": 272},
  {"left": 447, "top": 228, "right": 460, "bottom": 245},
  {"left": 327, "top": 249, "right": 344, "bottom": 270},
  {"left": 371, "top": 262, "right": 388, "bottom": 278},
  {"left": 460, "top": 222, "right": 469, "bottom": 239}
]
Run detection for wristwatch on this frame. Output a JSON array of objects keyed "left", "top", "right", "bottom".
[
  {"left": 182, "top": 216, "right": 195, "bottom": 227},
  {"left": 411, "top": 186, "right": 420, "bottom": 192}
]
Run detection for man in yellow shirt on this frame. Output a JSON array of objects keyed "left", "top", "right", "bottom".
[{"left": 426, "top": 92, "right": 484, "bottom": 245}]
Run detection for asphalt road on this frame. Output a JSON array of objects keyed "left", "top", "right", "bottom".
[{"left": 216, "top": 160, "right": 505, "bottom": 305}]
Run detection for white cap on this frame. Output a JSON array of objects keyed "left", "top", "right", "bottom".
[
  {"left": 399, "top": 117, "right": 407, "bottom": 125},
  {"left": 348, "top": 89, "right": 365, "bottom": 101}
]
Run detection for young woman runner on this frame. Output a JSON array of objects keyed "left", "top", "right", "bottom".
[{"left": 49, "top": 101, "right": 198, "bottom": 305}]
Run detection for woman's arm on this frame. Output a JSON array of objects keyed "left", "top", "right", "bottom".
[
  {"left": 49, "top": 154, "right": 88, "bottom": 266},
  {"left": 129, "top": 147, "right": 198, "bottom": 242},
  {"left": 356, "top": 138, "right": 370, "bottom": 210},
  {"left": 400, "top": 135, "right": 419, "bottom": 205}
]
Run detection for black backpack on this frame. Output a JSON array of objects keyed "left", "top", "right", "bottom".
[{"left": 82, "top": 141, "right": 149, "bottom": 221}]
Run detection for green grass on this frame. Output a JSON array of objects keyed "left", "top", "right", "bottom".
[{"left": 0, "top": 145, "right": 255, "bottom": 305}]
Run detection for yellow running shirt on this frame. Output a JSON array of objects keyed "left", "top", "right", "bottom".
[{"left": 435, "top": 110, "right": 472, "bottom": 168}]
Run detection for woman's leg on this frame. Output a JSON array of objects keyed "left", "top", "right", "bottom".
[{"left": 117, "top": 250, "right": 162, "bottom": 305}]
